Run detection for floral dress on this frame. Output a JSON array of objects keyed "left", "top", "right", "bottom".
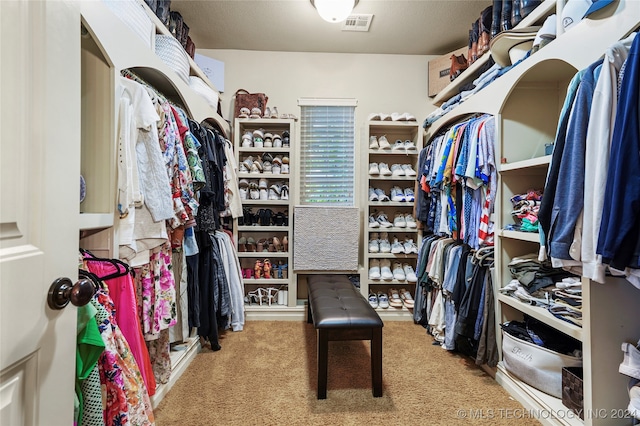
[{"left": 93, "top": 290, "right": 155, "bottom": 426}]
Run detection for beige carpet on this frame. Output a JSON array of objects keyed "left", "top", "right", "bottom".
[{"left": 154, "top": 321, "right": 541, "bottom": 425}]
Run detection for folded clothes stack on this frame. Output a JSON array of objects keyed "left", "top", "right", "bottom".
[
  {"left": 504, "top": 189, "right": 543, "bottom": 232},
  {"left": 500, "top": 274, "right": 582, "bottom": 327}
]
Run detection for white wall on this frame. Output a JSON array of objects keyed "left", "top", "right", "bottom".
[{"left": 198, "top": 49, "right": 438, "bottom": 138}]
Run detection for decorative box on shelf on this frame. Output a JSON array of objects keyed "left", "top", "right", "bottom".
[{"left": 427, "top": 46, "right": 467, "bottom": 98}]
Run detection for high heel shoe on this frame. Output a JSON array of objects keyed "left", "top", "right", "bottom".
[
  {"left": 263, "top": 259, "right": 272, "bottom": 279},
  {"left": 282, "top": 236, "right": 289, "bottom": 252},
  {"left": 254, "top": 259, "right": 263, "bottom": 279},
  {"left": 265, "top": 287, "right": 279, "bottom": 305},
  {"left": 272, "top": 236, "right": 281, "bottom": 252},
  {"left": 246, "top": 237, "right": 256, "bottom": 252},
  {"left": 238, "top": 236, "right": 247, "bottom": 252}
]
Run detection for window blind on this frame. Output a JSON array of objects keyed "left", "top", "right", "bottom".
[{"left": 299, "top": 101, "right": 356, "bottom": 205}]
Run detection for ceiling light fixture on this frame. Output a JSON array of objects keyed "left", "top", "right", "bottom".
[{"left": 311, "top": 0, "right": 358, "bottom": 23}]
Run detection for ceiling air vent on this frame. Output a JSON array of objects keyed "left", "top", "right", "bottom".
[{"left": 341, "top": 14, "right": 373, "bottom": 32}]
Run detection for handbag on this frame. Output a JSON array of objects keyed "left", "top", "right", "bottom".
[{"left": 233, "top": 89, "right": 268, "bottom": 118}]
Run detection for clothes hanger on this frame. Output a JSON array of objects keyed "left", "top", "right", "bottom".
[{"left": 80, "top": 249, "right": 133, "bottom": 280}]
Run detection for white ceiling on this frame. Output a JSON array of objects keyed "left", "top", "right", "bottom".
[{"left": 169, "top": 0, "right": 491, "bottom": 55}]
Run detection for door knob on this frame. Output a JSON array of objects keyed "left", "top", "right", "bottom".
[{"left": 47, "top": 277, "right": 96, "bottom": 310}]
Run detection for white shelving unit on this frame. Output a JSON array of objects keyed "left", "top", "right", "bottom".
[
  {"left": 233, "top": 118, "right": 297, "bottom": 317},
  {"left": 362, "top": 120, "right": 423, "bottom": 319},
  {"left": 426, "top": 1, "right": 640, "bottom": 424}
]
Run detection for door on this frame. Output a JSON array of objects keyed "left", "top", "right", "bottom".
[{"left": 1, "top": 1, "right": 81, "bottom": 424}]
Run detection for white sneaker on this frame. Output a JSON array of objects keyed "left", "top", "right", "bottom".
[
  {"left": 368, "top": 293, "right": 379, "bottom": 309},
  {"left": 259, "top": 178, "right": 268, "bottom": 190},
  {"left": 368, "top": 163, "right": 380, "bottom": 175},
  {"left": 403, "top": 112, "right": 417, "bottom": 121},
  {"left": 272, "top": 163, "right": 281, "bottom": 174},
  {"left": 239, "top": 187, "right": 248, "bottom": 200},
  {"left": 391, "top": 140, "right": 405, "bottom": 151},
  {"left": 378, "top": 135, "right": 391, "bottom": 150},
  {"left": 390, "top": 187, "right": 405, "bottom": 202},
  {"left": 393, "top": 262, "right": 406, "bottom": 280},
  {"left": 404, "top": 140, "right": 417, "bottom": 151},
  {"left": 403, "top": 264, "right": 418, "bottom": 282},
  {"left": 374, "top": 188, "right": 390, "bottom": 202},
  {"left": 379, "top": 236, "right": 391, "bottom": 253},
  {"left": 379, "top": 113, "right": 392, "bottom": 121},
  {"left": 391, "top": 164, "right": 405, "bottom": 176},
  {"left": 368, "top": 213, "right": 380, "bottom": 228},
  {"left": 369, "top": 259, "right": 381, "bottom": 280},
  {"left": 369, "top": 136, "right": 379, "bottom": 149},
  {"left": 376, "top": 212, "right": 393, "bottom": 228},
  {"left": 368, "top": 233, "right": 380, "bottom": 253},
  {"left": 393, "top": 213, "right": 407, "bottom": 228},
  {"left": 620, "top": 340, "right": 640, "bottom": 380},
  {"left": 405, "top": 214, "right": 417, "bottom": 228},
  {"left": 259, "top": 188, "right": 269, "bottom": 200},
  {"left": 369, "top": 187, "right": 379, "bottom": 202},
  {"left": 367, "top": 113, "right": 381, "bottom": 121},
  {"left": 378, "top": 162, "right": 392, "bottom": 176},
  {"left": 402, "top": 164, "right": 417, "bottom": 177},
  {"left": 377, "top": 292, "right": 390, "bottom": 309},
  {"left": 380, "top": 259, "right": 393, "bottom": 280},
  {"left": 404, "top": 188, "right": 415, "bottom": 202},
  {"left": 391, "top": 112, "right": 404, "bottom": 121},
  {"left": 391, "top": 238, "right": 404, "bottom": 254},
  {"left": 404, "top": 239, "right": 418, "bottom": 254},
  {"left": 268, "top": 185, "right": 281, "bottom": 200}
]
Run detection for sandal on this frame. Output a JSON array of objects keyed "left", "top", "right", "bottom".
[
  {"left": 263, "top": 259, "right": 272, "bottom": 279},
  {"left": 254, "top": 259, "right": 263, "bottom": 279},
  {"left": 238, "top": 236, "right": 247, "bottom": 252}
]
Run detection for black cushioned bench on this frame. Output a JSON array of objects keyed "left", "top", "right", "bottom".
[{"left": 306, "top": 275, "right": 384, "bottom": 399}]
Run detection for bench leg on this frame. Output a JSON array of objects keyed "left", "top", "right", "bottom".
[
  {"left": 317, "top": 329, "right": 328, "bottom": 399},
  {"left": 371, "top": 327, "right": 383, "bottom": 397}
]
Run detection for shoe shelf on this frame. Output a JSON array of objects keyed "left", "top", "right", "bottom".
[
  {"left": 237, "top": 225, "right": 290, "bottom": 232},
  {"left": 362, "top": 118, "right": 423, "bottom": 320},
  {"left": 234, "top": 118, "right": 296, "bottom": 309},
  {"left": 240, "top": 200, "right": 290, "bottom": 205}
]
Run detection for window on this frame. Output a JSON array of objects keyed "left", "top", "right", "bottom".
[{"left": 298, "top": 98, "right": 356, "bottom": 205}]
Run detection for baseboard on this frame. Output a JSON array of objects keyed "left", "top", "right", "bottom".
[
  {"left": 151, "top": 336, "right": 201, "bottom": 409},
  {"left": 495, "top": 363, "right": 583, "bottom": 426}
]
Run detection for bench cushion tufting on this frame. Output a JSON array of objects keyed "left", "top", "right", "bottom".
[{"left": 307, "top": 275, "right": 383, "bottom": 329}]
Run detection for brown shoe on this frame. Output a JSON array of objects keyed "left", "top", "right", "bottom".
[{"left": 449, "top": 54, "right": 468, "bottom": 81}]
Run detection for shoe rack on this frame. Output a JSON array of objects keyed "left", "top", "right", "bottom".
[
  {"left": 233, "top": 118, "right": 296, "bottom": 315},
  {"left": 363, "top": 119, "right": 423, "bottom": 319},
  {"left": 425, "top": 2, "right": 640, "bottom": 424}
]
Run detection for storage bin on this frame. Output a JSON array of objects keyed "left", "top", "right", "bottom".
[
  {"left": 427, "top": 46, "right": 467, "bottom": 97},
  {"left": 562, "top": 366, "right": 584, "bottom": 419},
  {"left": 502, "top": 330, "right": 582, "bottom": 398},
  {"left": 155, "top": 34, "right": 190, "bottom": 84}
]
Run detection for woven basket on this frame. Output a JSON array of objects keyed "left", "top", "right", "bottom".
[
  {"left": 189, "top": 76, "right": 219, "bottom": 110},
  {"left": 103, "top": 0, "right": 155, "bottom": 49},
  {"left": 155, "top": 35, "right": 190, "bottom": 84}
]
